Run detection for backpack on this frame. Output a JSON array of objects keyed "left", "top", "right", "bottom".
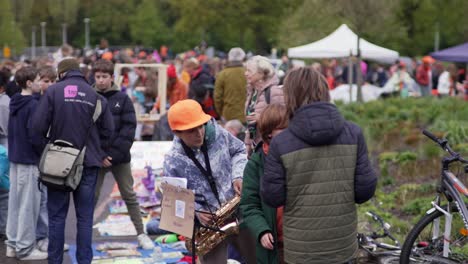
[{"left": 38, "top": 100, "right": 101, "bottom": 192}]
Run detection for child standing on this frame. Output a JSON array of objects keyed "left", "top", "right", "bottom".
[
  {"left": 6, "top": 66, "right": 47, "bottom": 260},
  {"left": 38, "top": 65, "right": 57, "bottom": 94},
  {"left": 92, "top": 59, "right": 154, "bottom": 249},
  {"left": 34, "top": 65, "right": 61, "bottom": 253}
]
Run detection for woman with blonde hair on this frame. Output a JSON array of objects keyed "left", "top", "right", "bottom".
[{"left": 244, "top": 56, "right": 284, "bottom": 155}]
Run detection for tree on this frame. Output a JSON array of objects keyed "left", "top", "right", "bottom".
[
  {"left": 129, "top": 0, "right": 171, "bottom": 49},
  {"left": 0, "top": 0, "right": 26, "bottom": 57},
  {"left": 170, "top": 0, "right": 300, "bottom": 53}
]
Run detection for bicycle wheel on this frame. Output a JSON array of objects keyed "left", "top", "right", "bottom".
[{"left": 400, "top": 205, "right": 468, "bottom": 264}]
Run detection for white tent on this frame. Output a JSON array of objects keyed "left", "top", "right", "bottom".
[{"left": 288, "top": 24, "right": 399, "bottom": 62}]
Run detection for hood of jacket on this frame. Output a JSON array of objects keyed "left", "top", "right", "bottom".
[
  {"left": 61, "top": 69, "right": 87, "bottom": 80},
  {"left": 289, "top": 102, "right": 345, "bottom": 146},
  {"left": 93, "top": 82, "right": 120, "bottom": 97},
  {"left": 9, "top": 93, "right": 35, "bottom": 116}
]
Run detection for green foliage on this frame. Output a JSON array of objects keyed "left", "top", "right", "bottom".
[
  {"left": 128, "top": 0, "right": 171, "bottom": 48},
  {"left": 349, "top": 97, "right": 467, "bottom": 246},
  {"left": 3, "top": 0, "right": 468, "bottom": 55},
  {"left": 0, "top": 0, "right": 26, "bottom": 56},
  {"left": 430, "top": 120, "right": 468, "bottom": 146},
  {"left": 401, "top": 196, "right": 433, "bottom": 215},
  {"left": 279, "top": 0, "right": 468, "bottom": 56}
]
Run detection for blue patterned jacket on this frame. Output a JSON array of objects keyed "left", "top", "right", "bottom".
[{"left": 163, "top": 119, "right": 247, "bottom": 212}]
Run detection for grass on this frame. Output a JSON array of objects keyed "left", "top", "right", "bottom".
[{"left": 338, "top": 97, "right": 468, "bottom": 245}]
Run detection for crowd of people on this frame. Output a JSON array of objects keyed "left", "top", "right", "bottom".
[{"left": 0, "top": 40, "right": 465, "bottom": 264}]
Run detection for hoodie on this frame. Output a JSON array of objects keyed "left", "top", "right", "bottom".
[
  {"left": 8, "top": 93, "right": 42, "bottom": 164},
  {"left": 94, "top": 83, "right": 136, "bottom": 165},
  {"left": 260, "top": 102, "right": 377, "bottom": 264}
]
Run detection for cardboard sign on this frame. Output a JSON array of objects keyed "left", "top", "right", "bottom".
[{"left": 159, "top": 183, "right": 195, "bottom": 238}]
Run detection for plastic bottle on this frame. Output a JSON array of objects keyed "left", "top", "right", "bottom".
[{"left": 152, "top": 246, "right": 166, "bottom": 264}]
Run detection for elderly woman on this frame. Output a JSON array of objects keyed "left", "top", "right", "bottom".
[{"left": 244, "top": 56, "right": 284, "bottom": 154}]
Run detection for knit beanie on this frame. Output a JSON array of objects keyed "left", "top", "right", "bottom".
[{"left": 57, "top": 58, "right": 80, "bottom": 75}]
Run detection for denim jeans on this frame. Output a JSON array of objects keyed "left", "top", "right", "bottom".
[
  {"left": 36, "top": 184, "right": 48, "bottom": 241},
  {"left": 5, "top": 163, "right": 42, "bottom": 258},
  {"left": 0, "top": 188, "right": 8, "bottom": 236},
  {"left": 47, "top": 167, "right": 98, "bottom": 264}
]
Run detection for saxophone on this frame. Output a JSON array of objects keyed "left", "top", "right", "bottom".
[{"left": 186, "top": 195, "right": 241, "bottom": 256}]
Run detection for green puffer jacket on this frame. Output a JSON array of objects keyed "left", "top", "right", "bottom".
[{"left": 240, "top": 147, "right": 280, "bottom": 264}]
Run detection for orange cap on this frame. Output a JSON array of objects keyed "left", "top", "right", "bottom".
[
  {"left": 422, "top": 56, "right": 435, "bottom": 64},
  {"left": 102, "top": 51, "right": 113, "bottom": 61},
  {"left": 168, "top": 99, "right": 211, "bottom": 131}
]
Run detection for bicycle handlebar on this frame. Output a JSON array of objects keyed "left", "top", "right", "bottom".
[
  {"left": 422, "top": 129, "right": 467, "bottom": 164},
  {"left": 422, "top": 130, "right": 440, "bottom": 144}
]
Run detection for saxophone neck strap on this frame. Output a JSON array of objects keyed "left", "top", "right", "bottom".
[{"left": 182, "top": 140, "right": 222, "bottom": 207}]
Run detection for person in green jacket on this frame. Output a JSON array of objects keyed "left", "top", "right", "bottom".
[
  {"left": 214, "top": 47, "right": 247, "bottom": 123},
  {"left": 240, "top": 104, "right": 289, "bottom": 264}
]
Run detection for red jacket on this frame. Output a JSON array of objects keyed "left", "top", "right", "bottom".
[{"left": 416, "top": 65, "right": 431, "bottom": 86}]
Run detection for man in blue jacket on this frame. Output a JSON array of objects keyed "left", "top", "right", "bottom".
[{"left": 32, "top": 58, "right": 114, "bottom": 264}]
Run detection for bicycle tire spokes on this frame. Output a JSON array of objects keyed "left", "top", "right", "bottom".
[{"left": 411, "top": 209, "right": 468, "bottom": 263}]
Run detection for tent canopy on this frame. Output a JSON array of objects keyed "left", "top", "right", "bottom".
[
  {"left": 431, "top": 42, "right": 468, "bottom": 63},
  {"left": 288, "top": 24, "right": 399, "bottom": 62}
]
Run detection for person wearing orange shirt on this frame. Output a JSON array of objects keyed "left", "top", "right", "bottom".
[
  {"left": 152, "top": 64, "right": 188, "bottom": 112},
  {"left": 152, "top": 65, "right": 188, "bottom": 141}
]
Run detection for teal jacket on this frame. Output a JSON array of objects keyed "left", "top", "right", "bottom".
[{"left": 240, "top": 146, "right": 280, "bottom": 264}]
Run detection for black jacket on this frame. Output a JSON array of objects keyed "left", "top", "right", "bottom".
[
  {"left": 188, "top": 66, "right": 215, "bottom": 103},
  {"left": 32, "top": 70, "right": 114, "bottom": 168},
  {"left": 96, "top": 83, "right": 136, "bottom": 165}
]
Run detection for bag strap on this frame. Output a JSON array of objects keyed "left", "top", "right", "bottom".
[
  {"left": 46, "top": 98, "right": 101, "bottom": 149},
  {"left": 181, "top": 140, "right": 222, "bottom": 207},
  {"left": 81, "top": 99, "right": 102, "bottom": 148},
  {"left": 264, "top": 85, "right": 272, "bottom": 104}
]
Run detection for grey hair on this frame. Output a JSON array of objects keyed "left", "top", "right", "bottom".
[
  {"left": 228, "top": 47, "right": 246, "bottom": 62},
  {"left": 224, "top": 119, "right": 244, "bottom": 131},
  {"left": 246, "top": 55, "right": 275, "bottom": 80}
]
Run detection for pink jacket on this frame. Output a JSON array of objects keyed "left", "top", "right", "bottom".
[{"left": 244, "top": 75, "right": 285, "bottom": 145}]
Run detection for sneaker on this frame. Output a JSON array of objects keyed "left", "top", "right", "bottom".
[
  {"left": 6, "top": 245, "right": 15, "bottom": 258},
  {"left": 37, "top": 238, "right": 69, "bottom": 252},
  {"left": 18, "top": 248, "right": 48, "bottom": 260},
  {"left": 137, "top": 234, "right": 155, "bottom": 250}
]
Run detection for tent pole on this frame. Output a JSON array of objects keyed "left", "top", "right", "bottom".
[
  {"left": 357, "top": 37, "right": 363, "bottom": 103},
  {"left": 348, "top": 51, "right": 353, "bottom": 102}
]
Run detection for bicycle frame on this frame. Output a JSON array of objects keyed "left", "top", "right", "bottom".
[{"left": 426, "top": 170, "right": 468, "bottom": 258}]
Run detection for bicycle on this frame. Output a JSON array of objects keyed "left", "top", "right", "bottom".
[
  {"left": 358, "top": 211, "right": 401, "bottom": 264},
  {"left": 400, "top": 130, "right": 468, "bottom": 264}
]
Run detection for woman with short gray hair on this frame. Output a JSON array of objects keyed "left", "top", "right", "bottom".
[{"left": 244, "top": 56, "right": 284, "bottom": 156}]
